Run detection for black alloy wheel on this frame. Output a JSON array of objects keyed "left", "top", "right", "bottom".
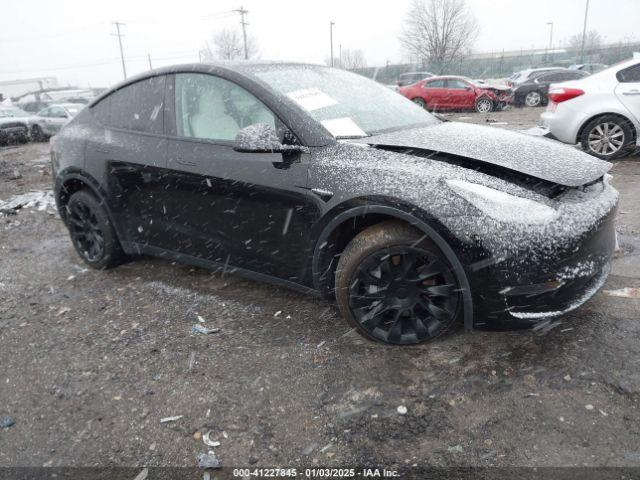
[
  {"left": 66, "top": 190, "right": 125, "bottom": 269},
  {"left": 335, "top": 221, "right": 462, "bottom": 345}
]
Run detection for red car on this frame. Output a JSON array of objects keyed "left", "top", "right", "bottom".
[{"left": 399, "top": 76, "right": 510, "bottom": 113}]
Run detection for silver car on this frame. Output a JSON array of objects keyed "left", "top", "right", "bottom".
[{"left": 29, "top": 103, "right": 83, "bottom": 140}]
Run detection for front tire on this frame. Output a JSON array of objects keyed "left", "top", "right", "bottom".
[
  {"left": 66, "top": 190, "right": 125, "bottom": 269},
  {"left": 31, "top": 124, "right": 45, "bottom": 142},
  {"left": 335, "top": 221, "right": 462, "bottom": 345},
  {"left": 475, "top": 97, "right": 493, "bottom": 113},
  {"left": 581, "top": 115, "right": 635, "bottom": 160}
]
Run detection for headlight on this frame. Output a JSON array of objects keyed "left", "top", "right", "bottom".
[{"left": 446, "top": 179, "right": 558, "bottom": 225}]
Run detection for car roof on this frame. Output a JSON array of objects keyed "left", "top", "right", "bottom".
[
  {"left": 89, "top": 61, "right": 324, "bottom": 106},
  {"left": 400, "top": 71, "right": 432, "bottom": 76},
  {"left": 425, "top": 75, "right": 468, "bottom": 81}
]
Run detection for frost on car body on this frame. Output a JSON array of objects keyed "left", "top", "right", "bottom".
[{"left": 50, "top": 62, "right": 618, "bottom": 344}]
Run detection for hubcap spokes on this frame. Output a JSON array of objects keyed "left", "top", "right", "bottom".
[
  {"left": 588, "top": 122, "right": 624, "bottom": 155},
  {"left": 69, "top": 202, "right": 105, "bottom": 262},
  {"left": 478, "top": 100, "right": 491, "bottom": 112},
  {"left": 526, "top": 92, "right": 540, "bottom": 106},
  {"left": 349, "top": 247, "right": 459, "bottom": 344}
]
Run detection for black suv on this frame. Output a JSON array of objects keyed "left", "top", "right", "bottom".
[{"left": 51, "top": 62, "right": 617, "bottom": 345}]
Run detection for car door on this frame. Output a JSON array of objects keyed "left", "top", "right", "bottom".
[
  {"left": 615, "top": 63, "right": 640, "bottom": 125},
  {"left": 421, "top": 79, "right": 450, "bottom": 109},
  {"left": 84, "top": 75, "right": 168, "bottom": 248},
  {"left": 45, "top": 106, "right": 70, "bottom": 134},
  {"left": 34, "top": 108, "right": 53, "bottom": 135},
  {"left": 446, "top": 79, "right": 476, "bottom": 109},
  {"left": 162, "top": 72, "right": 318, "bottom": 282}
]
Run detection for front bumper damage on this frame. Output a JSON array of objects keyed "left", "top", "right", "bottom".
[{"left": 445, "top": 177, "right": 618, "bottom": 329}]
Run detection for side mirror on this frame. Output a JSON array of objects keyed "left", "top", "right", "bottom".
[{"left": 233, "top": 123, "right": 309, "bottom": 154}]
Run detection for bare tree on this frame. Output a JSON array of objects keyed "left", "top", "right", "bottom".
[
  {"left": 341, "top": 49, "right": 368, "bottom": 70},
  {"left": 200, "top": 28, "right": 258, "bottom": 61},
  {"left": 325, "top": 48, "right": 368, "bottom": 70},
  {"left": 399, "top": 0, "right": 478, "bottom": 73},
  {"left": 567, "top": 30, "right": 603, "bottom": 55}
]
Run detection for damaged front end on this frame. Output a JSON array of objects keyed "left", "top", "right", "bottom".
[{"left": 451, "top": 176, "right": 618, "bottom": 329}]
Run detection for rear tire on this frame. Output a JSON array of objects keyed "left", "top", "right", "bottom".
[
  {"left": 524, "top": 91, "right": 542, "bottom": 107},
  {"left": 580, "top": 115, "right": 635, "bottom": 160},
  {"left": 66, "top": 190, "right": 125, "bottom": 270},
  {"left": 335, "top": 221, "right": 462, "bottom": 345},
  {"left": 412, "top": 97, "right": 426, "bottom": 109}
]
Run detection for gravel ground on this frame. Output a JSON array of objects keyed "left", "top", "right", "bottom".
[{"left": 1, "top": 108, "right": 640, "bottom": 469}]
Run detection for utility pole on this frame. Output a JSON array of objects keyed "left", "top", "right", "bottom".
[
  {"left": 147, "top": 53, "right": 153, "bottom": 70},
  {"left": 547, "top": 22, "right": 554, "bottom": 63},
  {"left": 329, "top": 21, "right": 335, "bottom": 67},
  {"left": 112, "top": 21, "right": 127, "bottom": 79},
  {"left": 580, "top": 0, "right": 590, "bottom": 63},
  {"left": 234, "top": 6, "right": 249, "bottom": 60},
  {"left": 339, "top": 43, "right": 342, "bottom": 68}
]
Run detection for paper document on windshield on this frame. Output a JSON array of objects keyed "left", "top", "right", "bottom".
[
  {"left": 286, "top": 88, "right": 338, "bottom": 111},
  {"left": 321, "top": 117, "right": 367, "bottom": 138}
]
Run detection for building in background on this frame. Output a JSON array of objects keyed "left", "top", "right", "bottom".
[{"left": 0, "top": 77, "right": 58, "bottom": 99}]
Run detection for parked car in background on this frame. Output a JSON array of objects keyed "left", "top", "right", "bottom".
[
  {"left": 14, "top": 88, "right": 98, "bottom": 113},
  {"left": 513, "top": 69, "right": 589, "bottom": 107},
  {"left": 399, "top": 76, "right": 506, "bottom": 113},
  {"left": 397, "top": 71, "right": 434, "bottom": 87},
  {"left": 569, "top": 63, "right": 608, "bottom": 74},
  {"left": 29, "top": 103, "right": 84, "bottom": 141},
  {"left": 507, "top": 67, "right": 565, "bottom": 87},
  {"left": 0, "top": 106, "right": 30, "bottom": 145},
  {"left": 467, "top": 78, "right": 513, "bottom": 109},
  {"left": 51, "top": 62, "right": 617, "bottom": 345},
  {"left": 542, "top": 57, "right": 640, "bottom": 160}
]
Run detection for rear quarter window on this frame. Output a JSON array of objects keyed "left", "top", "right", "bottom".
[
  {"left": 90, "top": 76, "right": 165, "bottom": 134},
  {"left": 617, "top": 64, "right": 640, "bottom": 83}
]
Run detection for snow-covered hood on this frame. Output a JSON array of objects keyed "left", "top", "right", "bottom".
[{"left": 362, "top": 122, "right": 611, "bottom": 187}]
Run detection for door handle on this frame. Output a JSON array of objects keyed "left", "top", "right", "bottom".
[
  {"left": 176, "top": 158, "right": 197, "bottom": 166},
  {"left": 622, "top": 91, "right": 640, "bottom": 96}
]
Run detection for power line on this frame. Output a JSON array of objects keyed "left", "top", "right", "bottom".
[{"left": 111, "top": 21, "right": 127, "bottom": 79}]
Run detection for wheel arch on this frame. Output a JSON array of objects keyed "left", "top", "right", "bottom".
[
  {"left": 576, "top": 111, "right": 638, "bottom": 145},
  {"left": 55, "top": 169, "right": 115, "bottom": 224},
  {"left": 310, "top": 203, "right": 474, "bottom": 329}
]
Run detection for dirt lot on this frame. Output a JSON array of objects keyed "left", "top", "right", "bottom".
[{"left": 1, "top": 107, "right": 640, "bottom": 469}]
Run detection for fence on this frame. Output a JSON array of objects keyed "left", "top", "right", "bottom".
[{"left": 354, "top": 41, "right": 640, "bottom": 84}]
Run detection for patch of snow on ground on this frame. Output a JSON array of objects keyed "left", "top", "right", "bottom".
[{"left": 0, "top": 190, "right": 55, "bottom": 213}]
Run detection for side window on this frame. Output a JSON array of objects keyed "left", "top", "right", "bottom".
[
  {"left": 38, "top": 108, "right": 51, "bottom": 118},
  {"left": 424, "top": 79, "right": 445, "bottom": 88},
  {"left": 447, "top": 80, "right": 468, "bottom": 89},
  {"left": 90, "top": 76, "right": 165, "bottom": 133},
  {"left": 49, "top": 106, "right": 67, "bottom": 118},
  {"left": 540, "top": 73, "right": 562, "bottom": 82},
  {"left": 174, "top": 73, "right": 276, "bottom": 142},
  {"left": 617, "top": 64, "right": 640, "bottom": 83}
]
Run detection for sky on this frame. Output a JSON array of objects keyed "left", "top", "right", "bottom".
[{"left": 0, "top": 0, "right": 638, "bottom": 88}]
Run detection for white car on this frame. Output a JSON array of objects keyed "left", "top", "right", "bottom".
[
  {"left": 29, "top": 103, "right": 83, "bottom": 141},
  {"left": 541, "top": 57, "right": 640, "bottom": 160}
]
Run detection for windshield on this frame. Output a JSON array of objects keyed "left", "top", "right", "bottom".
[
  {"left": 0, "top": 107, "right": 29, "bottom": 117},
  {"left": 255, "top": 66, "right": 439, "bottom": 138}
]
